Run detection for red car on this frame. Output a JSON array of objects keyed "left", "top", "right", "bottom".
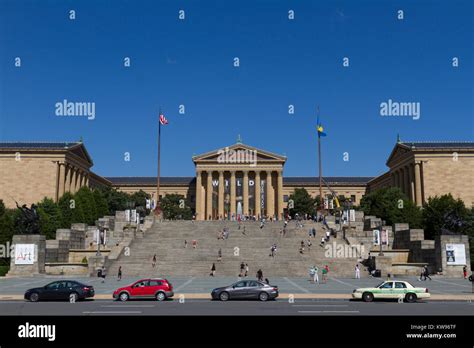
[{"left": 113, "top": 278, "right": 174, "bottom": 302}]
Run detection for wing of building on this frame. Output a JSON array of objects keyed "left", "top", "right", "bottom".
[{"left": 1, "top": 140, "right": 473, "bottom": 220}]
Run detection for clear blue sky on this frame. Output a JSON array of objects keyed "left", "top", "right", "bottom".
[{"left": 0, "top": 0, "right": 472, "bottom": 177}]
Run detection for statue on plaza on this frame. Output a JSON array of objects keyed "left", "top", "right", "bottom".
[{"left": 15, "top": 201, "right": 40, "bottom": 234}]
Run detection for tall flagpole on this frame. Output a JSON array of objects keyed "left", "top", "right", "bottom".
[
  {"left": 156, "top": 108, "right": 162, "bottom": 216},
  {"left": 317, "top": 107, "right": 323, "bottom": 212}
]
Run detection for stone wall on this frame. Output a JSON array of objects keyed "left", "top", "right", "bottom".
[
  {"left": 7, "top": 235, "right": 46, "bottom": 276},
  {"left": 435, "top": 234, "right": 471, "bottom": 276}
]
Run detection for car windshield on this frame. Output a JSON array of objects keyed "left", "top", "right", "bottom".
[{"left": 375, "top": 281, "right": 385, "bottom": 288}]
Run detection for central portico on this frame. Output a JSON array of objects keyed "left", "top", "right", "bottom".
[{"left": 192, "top": 141, "right": 287, "bottom": 221}]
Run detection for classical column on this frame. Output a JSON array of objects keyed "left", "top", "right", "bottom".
[
  {"left": 404, "top": 165, "right": 411, "bottom": 199},
  {"left": 195, "top": 170, "right": 202, "bottom": 220},
  {"left": 70, "top": 167, "right": 77, "bottom": 193},
  {"left": 78, "top": 170, "right": 84, "bottom": 189},
  {"left": 400, "top": 167, "right": 406, "bottom": 195},
  {"left": 277, "top": 170, "right": 284, "bottom": 221},
  {"left": 414, "top": 162, "right": 423, "bottom": 206},
  {"left": 409, "top": 164, "right": 415, "bottom": 202},
  {"left": 266, "top": 171, "right": 274, "bottom": 218},
  {"left": 206, "top": 171, "right": 213, "bottom": 220},
  {"left": 255, "top": 171, "right": 261, "bottom": 219},
  {"left": 57, "top": 162, "right": 66, "bottom": 200},
  {"left": 85, "top": 173, "right": 89, "bottom": 187},
  {"left": 230, "top": 171, "right": 236, "bottom": 218},
  {"left": 65, "top": 165, "right": 71, "bottom": 192},
  {"left": 243, "top": 170, "right": 249, "bottom": 216},
  {"left": 218, "top": 171, "right": 224, "bottom": 219}
]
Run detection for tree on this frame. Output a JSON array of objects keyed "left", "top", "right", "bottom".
[
  {"left": 74, "top": 187, "right": 97, "bottom": 225},
  {"left": 58, "top": 192, "right": 81, "bottom": 228},
  {"left": 93, "top": 189, "right": 109, "bottom": 218},
  {"left": 422, "top": 194, "right": 472, "bottom": 239},
  {"left": 160, "top": 194, "right": 193, "bottom": 220},
  {"left": 288, "top": 188, "right": 316, "bottom": 218},
  {"left": 96, "top": 187, "right": 129, "bottom": 214},
  {"left": 0, "top": 200, "right": 14, "bottom": 266},
  {"left": 37, "top": 197, "right": 61, "bottom": 239},
  {"left": 360, "top": 187, "right": 422, "bottom": 228},
  {"left": 130, "top": 190, "right": 151, "bottom": 215}
]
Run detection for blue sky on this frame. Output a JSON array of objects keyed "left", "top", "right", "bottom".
[{"left": 0, "top": 0, "right": 472, "bottom": 178}]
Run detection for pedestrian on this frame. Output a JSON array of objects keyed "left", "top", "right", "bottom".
[
  {"left": 325, "top": 230, "right": 330, "bottom": 242},
  {"left": 210, "top": 263, "right": 216, "bottom": 277},
  {"left": 240, "top": 262, "right": 245, "bottom": 276},
  {"left": 101, "top": 266, "right": 107, "bottom": 283},
  {"left": 117, "top": 266, "right": 122, "bottom": 281},
  {"left": 257, "top": 269, "right": 263, "bottom": 281},
  {"left": 264, "top": 278, "right": 270, "bottom": 284},
  {"left": 299, "top": 245, "right": 304, "bottom": 254},
  {"left": 424, "top": 265, "right": 432, "bottom": 281},
  {"left": 309, "top": 266, "right": 315, "bottom": 281},
  {"left": 322, "top": 265, "right": 329, "bottom": 283},
  {"left": 245, "top": 263, "right": 249, "bottom": 277},
  {"left": 192, "top": 240, "right": 197, "bottom": 249},
  {"left": 242, "top": 226, "right": 247, "bottom": 236},
  {"left": 218, "top": 248, "right": 222, "bottom": 262},
  {"left": 184, "top": 240, "right": 188, "bottom": 248},
  {"left": 463, "top": 265, "right": 468, "bottom": 279},
  {"left": 355, "top": 264, "right": 360, "bottom": 279},
  {"left": 306, "top": 239, "right": 312, "bottom": 251},
  {"left": 312, "top": 227, "right": 316, "bottom": 238},
  {"left": 313, "top": 266, "right": 319, "bottom": 284},
  {"left": 152, "top": 254, "right": 157, "bottom": 268},
  {"left": 320, "top": 236, "right": 326, "bottom": 247}
]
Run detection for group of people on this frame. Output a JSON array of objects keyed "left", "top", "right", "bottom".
[
  {"left": 309, "top": 265, "right": 330, "bottom": 283},
  {"left": 299, "top": 239, "right": 312, "bottom": 254},
  {"left": 418, "top": 265, "right": 432, "bottom": 281}
]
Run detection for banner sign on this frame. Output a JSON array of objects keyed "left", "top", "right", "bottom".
[
  {"left": 446, "top": 244, "right": 466, "bottom": 265},
  {"left": 14, "top": 244, "right": 36, "bottom": 265},
  {"left": 373, "top": 230, "right": 380, "bottom": 246}
]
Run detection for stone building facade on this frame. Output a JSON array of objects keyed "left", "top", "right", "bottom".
[{"left": 1, "top": 140, "right": 473, "bottom": 220}]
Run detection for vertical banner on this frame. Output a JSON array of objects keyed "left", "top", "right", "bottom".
[
  {"left": 381, "top": 229, "right": 389, "bottom": 246},
  {"left": 260, "top": 180, "right": 265, "bottom": 211},
  {"left": 373, "top": 229, "right": 380, "bottom": 245}
]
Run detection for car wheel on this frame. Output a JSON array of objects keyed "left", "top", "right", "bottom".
[
  {"left": 259, "top": 292, "right": 269, "bottom": 302},
  {"left": 29, "top": 292, "right": 39, "bottom": 302},
  {"left": 119, "top": 292, "right": 129, "bottom": 302},
  {"left": 69, "top": 292, "right": 79, "bottom": 302},
  {"left": 405, "top": 293, "right": 417, "bottom": 303},
  {"left": 362, "top": 292, "right": 374, "bottom": 302},
  {"left": 156, "top": 292, "right": 166, "bottom": 301},
  {"left": 219, "top": 291, "right": 229, "bottom": 301}
]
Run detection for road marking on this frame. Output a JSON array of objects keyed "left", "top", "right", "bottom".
[
  {"left": 174, "top": 277, "right": 195, "bottom": 292},
  {"left": 431, "top": 279, "right": 471, "bottom": 288},
  {"left": 329, "top": 277, "right": 356, "bottom": 288},
  {"left": 297, "top": 310, "right": 359, "bottom": 313},
  {"left": 83, "top": 311, "right": 143, "bottom": 315},
  {"left": 101, "top": 305, "right": 155, "bottom": 308},
  {"left": 283, "top": 277, "right": 310, "bottom": 293},
  {"left": 292, "top": 304, "right": 349, "bottom": 307}
]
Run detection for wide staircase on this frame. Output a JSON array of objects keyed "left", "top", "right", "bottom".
[{"left": 107, "top": 220, "right": 366, "bottom": 278}]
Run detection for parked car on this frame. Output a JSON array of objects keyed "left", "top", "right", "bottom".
[
  {"left": 24, "top": 280, "right": 95, "bottom": 302},
  {"left": 113, "top": 278, "right": 174, "bottom": 301},
  {"left": 352, "top": 280, "right": 430, "bottom": 303},
  {"left": 211, "top": 280, "right": 279, "bottom": 301}
]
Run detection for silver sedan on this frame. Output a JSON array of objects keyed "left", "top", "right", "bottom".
[{"left": 211, "top": 280, "right": 279, "bottom": 301}]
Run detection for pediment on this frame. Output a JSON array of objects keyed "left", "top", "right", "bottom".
[
  {"left": 193, "top": 143, "right": 286, "bottom": 163},
  {"left": 68, "top": 143, "right": 94, "bottom": 166},
  {"left": 386, "top": 143, "right": 412, "bottom": 167}
]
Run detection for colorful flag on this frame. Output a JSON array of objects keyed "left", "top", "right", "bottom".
[
  {"left": 317, "top": 115, "right": 327, "bottom": 137},
  {"left": 159, "top": 112, "right": 168, "bottom": 125}
]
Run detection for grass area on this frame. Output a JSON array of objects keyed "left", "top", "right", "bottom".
[{"left": 0, "top": 265, "right": 9, "bottom": 276}]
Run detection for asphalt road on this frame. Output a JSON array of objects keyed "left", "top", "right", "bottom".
[
  {"left": 1, "top": 275, "right": 472, "bottom": 295},
  {"left": 0, "top": 298, "right": 473, "bottom": 316}
]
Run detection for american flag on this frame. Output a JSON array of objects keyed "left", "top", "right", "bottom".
[{"left": 159, "top": 112, "right": 168, "bottom": 125}]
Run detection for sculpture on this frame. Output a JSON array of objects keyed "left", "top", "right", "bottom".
[{"left": 15, "top": 202, "right": 40, "bottom": 234}]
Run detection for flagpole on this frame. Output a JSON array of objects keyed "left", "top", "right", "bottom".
[
  {"left": 156, "top": 111, "right": 161, "bottom": 216},
  {"left": 318, "top": 132, "right": 323, "bottom": 212}
]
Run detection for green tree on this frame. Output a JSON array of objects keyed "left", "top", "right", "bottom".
[
  {"left": 288, "top": 188, "right": 316, "bottom": 218},
  {"left": 160, "top": 194, "right": 192, "bottom": 220},
  {"left": 422, "top": 194, "right": 472, "bottom": 239},
  {"left": 74, "top": 187, "right": 97, "bottom": 225},
  {"left": 360, "top": 187, "right": 422, "bottom": 228},
  {"left": 58, "top": 192, "right": 75, "bottom": 228},
  {"left": 96, "top": 187, "right": 129, "bottom": 214},
  {"left": 0, "top": 200, "right": 14, "bottom": 267},
  {"left": 93, "top": 189, "right": 109, "bottom": 218},
  {"left": 37, "top": 197, "right": 61, "bottom": 239}
]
